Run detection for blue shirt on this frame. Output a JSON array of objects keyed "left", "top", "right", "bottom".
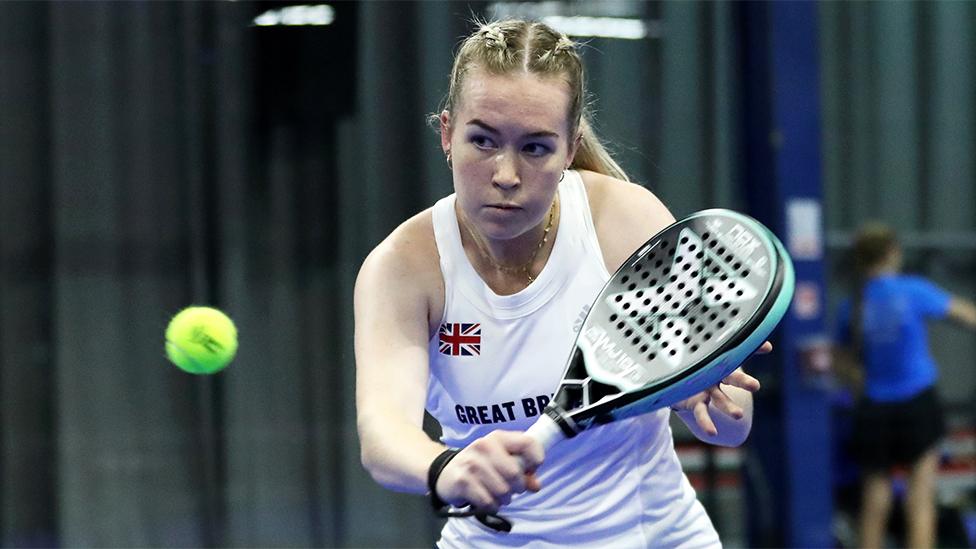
[{"left": 836, "top": 275, "right": 951, "bottom": 402}]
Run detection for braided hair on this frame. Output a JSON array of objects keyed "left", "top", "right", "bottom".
[{"left": 435, "top": 19, "right": 629, "bottom": 181}]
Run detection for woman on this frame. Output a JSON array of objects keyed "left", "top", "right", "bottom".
[
  {"left": 355, "top": 19, "right": 764, "bottom": 547},
  {"left": 836, "top": 223, "right": 976, "bottom": 549}
]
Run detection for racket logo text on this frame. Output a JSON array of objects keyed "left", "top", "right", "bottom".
[
  {"left": 705, "top": 219, "right": 769, "bottom": 276},
  {"left": 581, "top": 325, "right": 646, "bottom": 385},
  {"left": 726, "top": 224, "right": 762, "bottom": 257}
]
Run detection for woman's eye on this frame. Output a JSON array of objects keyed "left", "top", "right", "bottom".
[
  {"left": 471, "top": 135, "right": 495, "bottom": 149},
  {"left": 523, "top": 143, "right": 553, "bottom": 157}
]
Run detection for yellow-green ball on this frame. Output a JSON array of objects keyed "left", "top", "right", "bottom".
[{"left": 165, "top": 307, "right": 238, "bottom": 374}]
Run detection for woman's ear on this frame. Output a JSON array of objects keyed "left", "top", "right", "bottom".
[
  {"left": 566, "top": 131, "right": 582, "bottom": 169},
  {"left": 440, "top": 110, "right": 452, "bottom": 156}
]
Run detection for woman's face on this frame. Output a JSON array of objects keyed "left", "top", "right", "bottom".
[{"left": 441, "top": 69, "right": 578, "bottom": 241}]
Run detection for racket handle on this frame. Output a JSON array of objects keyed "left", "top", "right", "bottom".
[
  {"left": 467, "top": 414, "right": 568, "bottom": 533},
  {"left": 524, "top": 412, "right": 565, "bottom": 454}
]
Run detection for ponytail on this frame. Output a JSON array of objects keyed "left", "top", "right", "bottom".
[{"left": 570, "top": 117, "right": 630, "bottom": 182}]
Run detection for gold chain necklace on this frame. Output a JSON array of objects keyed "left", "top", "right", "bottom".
[{"left": 466, "top": 199, "right": 557, "bottom": 283}]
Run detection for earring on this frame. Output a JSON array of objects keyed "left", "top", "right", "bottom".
[
  {"left": 446, "top": 151, "right": 452, "bottom": 168},
  {"left": 559, "top": 171, "right": 565, "bottom": 182}
]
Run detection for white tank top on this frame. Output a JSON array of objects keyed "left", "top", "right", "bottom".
[{"left": 427, "top": 171, "right": 720, "bottom": 548}]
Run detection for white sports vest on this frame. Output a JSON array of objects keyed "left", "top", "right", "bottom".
[{"left": 427, "top": 171, "right": 720, "bottom": 548}]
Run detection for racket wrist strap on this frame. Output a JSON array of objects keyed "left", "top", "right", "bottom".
[{"left": 427, "top": 448, "right": 461, "bottom": 512}]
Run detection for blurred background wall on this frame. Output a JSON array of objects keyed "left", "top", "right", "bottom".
[{"left": 0, "top": 1, "right": 973, "bottom": 547}]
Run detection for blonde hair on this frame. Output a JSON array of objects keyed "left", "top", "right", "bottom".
[{"left": 435, "top": 19, "right": 630, "bottom": 181}]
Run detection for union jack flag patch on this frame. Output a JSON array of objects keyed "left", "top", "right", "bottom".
[{"left": 438, "top": 323, "right": 482, "bottom": 356}]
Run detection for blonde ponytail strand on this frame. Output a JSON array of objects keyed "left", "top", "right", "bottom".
[{"left": 570, "top": 117, "right": 630, "bottom": 182}]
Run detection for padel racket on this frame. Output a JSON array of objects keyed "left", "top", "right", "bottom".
[
  {"left": 527, "top": 208, "right": 794, "bottom": 446},
  {"left": 443, "top": 209, "right": 794, "bottom": 531}
]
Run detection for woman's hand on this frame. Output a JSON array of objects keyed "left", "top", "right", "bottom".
[
  {"left": 435, "top": 431, "right": 545, "bottom": 511},
  {"left": 671, "top": 342, "right": 770, "bottom": 438}
]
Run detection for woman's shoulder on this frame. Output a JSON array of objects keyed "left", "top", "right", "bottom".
[
  {"left": 576, "top": 170, "right": 675, "bottom": 270},
  {"left": 577, "top": 170, "right": 673, "bottom": 225},
  {"left": 577, "top": 168, "right": 652, "bottom": 199},
  {"left": 354, "top": 208, "right": 446, "bottom": 344},
  {"left": 357, "top": 208, "right": 442, "bottom": 293}
]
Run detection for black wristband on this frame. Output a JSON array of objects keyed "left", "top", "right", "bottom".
[
  {"left": 427, "top": 448, "right": 461, "bottom": 512},
  {"left": 426, "top": 448, "right": 514, "bottom": 533}
]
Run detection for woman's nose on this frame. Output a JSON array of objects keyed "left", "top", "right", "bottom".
[{"left": 492, "top": 150, "right": 520, "bottom": 189}]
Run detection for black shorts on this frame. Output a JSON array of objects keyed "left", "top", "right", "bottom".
[{"left": 851, "top": 387, "right": 945, "bottom": 473}]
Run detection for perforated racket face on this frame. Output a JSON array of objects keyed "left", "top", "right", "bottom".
[{"left": 551, "top": 210, "right": 790, "bottom": 422}]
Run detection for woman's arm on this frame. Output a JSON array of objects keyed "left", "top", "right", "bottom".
[
  {"left": 354, "top": 237, "right": 446, "bottom": 493},
  {"left": 354, "top": 217, "right": 544, "bottom": 510}
]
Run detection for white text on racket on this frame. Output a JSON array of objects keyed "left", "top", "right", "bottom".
[{"left": 583, "top": 325, "right": 647, "bottom": 383}]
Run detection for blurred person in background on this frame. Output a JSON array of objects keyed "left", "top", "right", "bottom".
[{"left": 834, "top": 223, "right": 976, "bottom": 549}]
